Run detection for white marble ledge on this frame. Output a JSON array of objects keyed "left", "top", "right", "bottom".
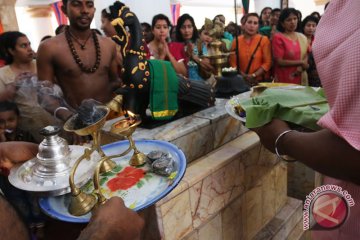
[
  {"left": 157, "top": 131, "right": 260, "bottom": 205},
  {"left": 132, "top": 115, "right": 210, "bottom": 141},
  {"left": 193, "top": 98, "right": 229, "bottom": 122},
  {"left": 102, "top": 97, "right": 241, "bottom": 142},
  {"left": 102, "top": 114, "right": 210, "bottom": 142}
]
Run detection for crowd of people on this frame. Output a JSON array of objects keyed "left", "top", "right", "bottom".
[{"left": 1, "top": 0, "right": 360, "bottom": 239}]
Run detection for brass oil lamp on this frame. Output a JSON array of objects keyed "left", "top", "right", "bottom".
[
  {"left": 64, "top": 107, "right": 146, "bottom": 216},
  {"left": 207, "top": 40, "right": 229, "bottom": 77},
  {"left": 110, "top": 111, "right": 147, "bottom": 167}
]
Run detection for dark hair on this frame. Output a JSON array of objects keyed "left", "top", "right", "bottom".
[
  {"left": 93, "top": 29, "right": 102, "bottom": 35},
  {"left": 0, "top": 101, "right": 20, "bottom": 115},
  {"left": 141, "top": 22, "right": 151, "bottom": 31},
  {"left": 277, "top": 8, "right": 299, "bottom": 32},
  {"left": 151, "top": 14, "right": 171, "bottom": 30},
  {"left": 301, "top": 15, "right": 319, "bottom": 34},
  {"left": 175, "top": 13, "right": 198, "bottom": 43},
  {"left": 0, "top": 34, "right": 7, "bottom": 63},
  {"left": 240, "top": 15, "right": 246, "bottom": 25},
  {"left": 310, "top": 11, "right": 321, "bottom": 19},
  {"left": 296, "top": 9, "right": 303, "bottom": 22},
  {"left": 55, "top": 24, "right": 67, "bottom": 35},
  {"left": 271, "top": 8, "right": 281, "bottom": 15},
  {"left": 62, "top": 0, "right": 68, "bottom": 6},
  {"left": 101, "top": 8, "right": 111, "bottom": 21},
  {"left": 213, "top": 14, "right": 225, "bottom": 24},
  {"left": 0, "top": 31, "right": 26, "bottom": 64},
  {"left": 243, "top": 13, "right": 260, "bottom": 23},
  {"left": 40, "top": 35, "right": 52, "bottom": 42},
  {"left": 324, "top": 2, "right": 330, "bottom": 10},
  {"left": 259, "top": 7, "right": 272, "bottom": 26},
  {"left": 225, "top": 22, "right": 239, "bottom": 36}
]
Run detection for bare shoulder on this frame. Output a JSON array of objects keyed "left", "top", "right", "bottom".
[
  {"left": 98, "top": 35, "right": 116, "bottom": 50},
  {"left": 38, "top": 33, "right": 67, "bottom": 55}
]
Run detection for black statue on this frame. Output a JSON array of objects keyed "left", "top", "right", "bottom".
[{"left": 107, "top": 1, "right": 215, "bottom": 120}]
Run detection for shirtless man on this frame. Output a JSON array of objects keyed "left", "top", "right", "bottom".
[{"left": 37, "top": 0, "right": 120, "bottom": 121}]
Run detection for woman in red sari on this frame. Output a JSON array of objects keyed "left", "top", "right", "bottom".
[{"left": 272, "top": 8, "right": 309, "bottom": 85}]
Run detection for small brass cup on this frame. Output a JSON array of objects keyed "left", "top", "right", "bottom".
[
  {"left": 110, "top": 117, "right": 141, "bottom": 137},
  {"left": 63, "top": 106, "right": 110, "bottom": 137},
  {"left": 110, "top": 117, "right": 146, "bottom": 166},
  {"left": 64, "top": 106, "right": 116, "bottom": 173}
]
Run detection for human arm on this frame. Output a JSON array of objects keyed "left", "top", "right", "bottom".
[
  {"left": 36, "top": 41, "right": 55, "bottom": 83},
  {"left": 77, "top": 197, "right": 144, "bottom": 240},
  {"left": 229, "top": 37, "right": 239, "bottom": 69},
  {"left": 252, "top": 119, "right": 360, "bottom": 185},
  {"left": 108, "top": 40, "right": 122, "bottom": 91},
  {"left": 165, "top": 42, "right": 187, "bottom": 76},
  {"left": 36, "top": 41, "right": 75, "bottom": 120},
  {"left": 0, "top": 83, "right": 16, "bottom": 102},
  {"left": 0, "top": 141, "right": 37, "bottom": 171},
  {"left": 184, "top": 42, "right": 214, "bottom": 74},
  {"left": 0, "top": 195, "right": 30, "bottom": 240}
]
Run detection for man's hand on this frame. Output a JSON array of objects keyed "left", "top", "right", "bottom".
[
  {"left": 0, "top": 142, "right": 38, "bottom": 170},
  {"left": 78, "top": 197, "right": 144, "bottom": 240},
  {"left": 250, "top": 119, "right": 290, "bottom": 153}
]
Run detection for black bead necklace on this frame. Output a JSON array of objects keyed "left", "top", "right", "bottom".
[
  {"left": 68, "top": 29, "right": 92, "bottom": 50},
  {"left": 65, "top": 27, "right": 101, "bottom": 73}
]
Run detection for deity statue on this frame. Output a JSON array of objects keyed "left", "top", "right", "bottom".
[{"left": 107, "top": 1, "right": 215, "bottom": 121}]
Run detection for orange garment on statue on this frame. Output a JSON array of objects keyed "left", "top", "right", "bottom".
[{"left": 229, "top": 34, "right": 272, "bottom": 81}]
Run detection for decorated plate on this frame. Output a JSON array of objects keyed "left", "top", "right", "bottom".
[
  {"left": 39, "top": 140, "right": 186, "bottom": 223},
  {"left": 225, "top": 91, "right": 250, "bottom": 122}
]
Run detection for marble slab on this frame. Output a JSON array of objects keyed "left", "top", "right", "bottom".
[
  {"left": 287, "top": 161, "right": 316, "bottom": 200},
  {"left": 101, "top": 98, "right": 248, "bottom": 163},
  {"left": 197, "top": 214, "right": 222, "bottom": 240},
  {"left": 159, "top": 190, "right": 193, "bottom": 240},
  {"left": 253, "top": 197, "right": 303, "bottom": 240},
  {"left": 221, "top": 195, "right": 244, "bottom": 240}
]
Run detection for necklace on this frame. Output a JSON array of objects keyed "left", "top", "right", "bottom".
[
  {"left": 65, "top": 27, "right": 101, "bottom": 73},
  {"left": 68, "top": 29, "right": 92, "bottom": 50}
]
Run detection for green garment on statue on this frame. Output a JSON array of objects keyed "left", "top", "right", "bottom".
[
  {"left": 239, "top": 87, "right": 329, "bottom": 130},
  {"left": 148, "top": 59, "right": 179, "bottom": 120}
]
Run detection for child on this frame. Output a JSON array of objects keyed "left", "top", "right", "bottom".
[
  {"left": 0, "top": 101, "right": 35, "bottom": 143},
  {"left": 0, "top": 101, "right": 45, "bottom": 239}
]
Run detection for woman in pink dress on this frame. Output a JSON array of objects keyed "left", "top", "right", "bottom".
[{"left": 272, "top": 8, "right": 309, "bottom": 85}]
